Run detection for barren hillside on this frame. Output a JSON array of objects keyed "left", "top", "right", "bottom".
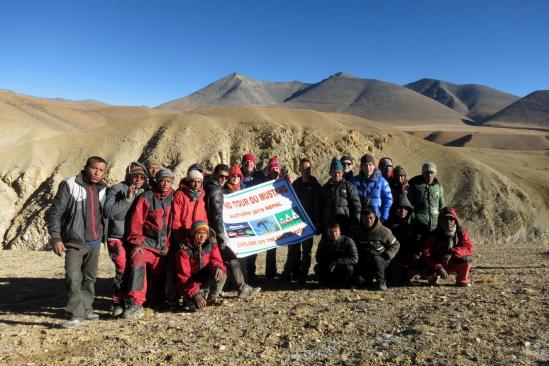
[{"left": 1, "top": 99, "right": 548, "bottom": 250}]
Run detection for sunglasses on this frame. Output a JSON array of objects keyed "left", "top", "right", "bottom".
[{"left": 342, "top": 162, "right": 352, "bottom": 166}]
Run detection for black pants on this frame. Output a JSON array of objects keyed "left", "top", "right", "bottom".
[
  {"left": 186, "top": 267, "right": 227, "bottom": 300},
  {"left": 64, "top": 243, "right": 101, "bottom": 319},
  {"left": 315, "top": 263, "right": 354, "bottom": 288},
  {"left": 282, "top": 238, "right": 313, "bottom": 280},
  {"left": 358, "top": 251, "right": 390, "bottom": 283},
  {"left": 247, "top": 248, "right": 277, "bottom": 279}
]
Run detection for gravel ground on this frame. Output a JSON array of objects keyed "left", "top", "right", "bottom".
[{"left": 0, "top": 242, "right": 548, "bottom": 365}]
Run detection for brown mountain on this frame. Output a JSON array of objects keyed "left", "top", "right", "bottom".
[
  {"left": 405, "top": 78, "right": 519, "bottom": 122},
  {"left": 484, "top": 90, "right": 549, "bottom": 129},
  {"left": 158, "top": 72, "right": 468, "bottom": 125}
]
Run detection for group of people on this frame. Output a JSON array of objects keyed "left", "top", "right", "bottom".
[{"left": 45, "top": 152, "right": 473, "bottom": 329}]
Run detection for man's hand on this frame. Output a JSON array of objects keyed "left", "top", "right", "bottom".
[
  {"left": 194, "top": 294, "right": 207, "bottom": 309},
  {"left": 328, "top": 262, "right": 337, "bottom": 273},
  {"left": 214, "top": 267, "right": 224, "bottom": 281},
  {"left": 437, "top": 267, "right": 449, "bottom": 279},
  {"left": 52, "top": 241, "right": 66, "bottom": 256},
  {"left": 127, "top": 185, "right": 137, "bottom": 200}
]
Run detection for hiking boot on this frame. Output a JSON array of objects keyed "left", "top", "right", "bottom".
[
  {"left": 376, "top": 280, "right": 388, "bottom": 291},
  {"left": 456, "top": 282, "right": 472, "bottom": 287},
  {"left": 61, "top": 318, "right": 83, "bottom": 329},
  {"left": 182, "top": 298, "right": 197, "bottom": 313},
  {"left": 238, "top": 284, "right": 261, "bottom": 299},
  {"left": 123, "top": 304, "right": 144, "bottom": 319},
  {"left": 84, "top": 311, "right": 100, "bottom": 321},
  {"left": 111, "top": 303, "right": 124, "bottom": 318},
  {"left": 428, "top": 274, "right": 440, "bottom": 286},
  {"left": 208, "top": 296, "right": 226, "bottom": 306}
]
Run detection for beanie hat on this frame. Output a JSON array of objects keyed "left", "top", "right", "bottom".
[
  {"left": 187, "top": 169, "right": 203, "bottom": 182},
  {"left": 267, "top": 156, "right": 280, "bottom": 172},
  {"left": 187, "top": 163, "right": 204, "bottom": 173},
  {"left": 190, "top": 220, "right": 209, "bottom": 237},
  {"left": 340, "top": 155, "right": 353, "bottom": 163},
  {"left": 129, "top": 163, "right": 147, "bottom": 177},
  {"left": 155, "top": 168, "right": 174, "bottom": 181},
  {"left": 229, "top": 164, "right": 243, "bottom": 179},
  {"left": 360, "top": 154, "right": 376, "bottom": 166},
  {"left": 422, "top": 162, "right": 437, "bottom": 174},
  {"left": 330, "top": 157, "right": 344, "bottom": 171},
  {"left": 242, "top": 153, "right": 256, "bottom": 164},
  {"left": 379, "top": 157, "right": 393, "bottom": 168},
  {"left": 145, "top": 159, "right": 162, "bottom": 169}
]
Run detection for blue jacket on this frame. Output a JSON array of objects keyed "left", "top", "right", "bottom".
[{"left": 350, "top": 170, "right": 393, "bottom": 221}]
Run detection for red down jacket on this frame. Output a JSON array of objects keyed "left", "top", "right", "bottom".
[
  {"left": 175, "top": 237, "right": 226, "bottom": 298},
  {"left": 422, "top": 207, "right": 474, "bottom": 271},
  {"left": 172, "top": 185, "right": 208, "bottom": 244}
]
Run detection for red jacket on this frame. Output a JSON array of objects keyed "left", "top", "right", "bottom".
[
  {"left": 422, "top": 208, "right": 474, "bottom": 270},
  {"left": 126, "top": 188, "right": 175, "bottom": 256},
  {"left": 172, "top": 186, "right": 208, "bottom": 244},
  {"left": 175, "top": 237, "right": 226, "bottom": 298}
]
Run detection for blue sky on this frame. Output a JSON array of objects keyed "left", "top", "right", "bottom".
[{"left": 1, "top": 0, "right": 547, "bottom": 106}]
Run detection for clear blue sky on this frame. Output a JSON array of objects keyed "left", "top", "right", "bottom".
[{"left": 1, "top": 0, "right": 548, "bottom": 106}]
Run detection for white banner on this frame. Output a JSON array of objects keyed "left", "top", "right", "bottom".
[{"left": 223, "top": 179, "right": 316, "bottom": 258}]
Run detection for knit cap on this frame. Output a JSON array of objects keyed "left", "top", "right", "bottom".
[
  {"left": 267, "top": 156, "right": 280, "bottom": 172},
  {"left": 241, "top": 153, "right": 256, "bottom": 164},
  {"left": 422, "top": 162, "right": 437, "bottom": 174},
  {"left": 145, "top": 159, "right": 162, "bottom": 169},
  {"left": 379, "top": 157, "right": 393, "bottom": 168},
  {"left": 229, "top": 164, "right": 243, "bottom": 179},
  {"left": 155, "top": 168, "right": 174, "bottom": 181},
  {"left": 190, "top": 221, "right": 209, "bottom": 237},
  {"left": 129, "top": 163, "right": 147, "bottom": 177},
  {"left": 360, "top": 154, "right": 376, "bottom": 166},
  {"left": 187, "top": 169, "right": 203, "bottom": 182},
  {"left": 329, "top": 157, "right": 344, "bottom": 171}
]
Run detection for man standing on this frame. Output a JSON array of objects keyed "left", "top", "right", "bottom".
[
  {"left": 340, "top": 155, "right": 354, "bottom": 181},
  {"left": 103, "top": 162, "right": 148, "bottom": 317},
  {"left": 320, "top": 157, "right": 361, "bottom": 236},
  {"left": 46, "top": 156, "right": 108, "bottom": 328},
  {"left": 240, "top": 152, "right": 266, "bottom": 189},
  {"left": 282, "top": 158, "right": 321, "bottom": 283},
  {"left": 350, "top": 154, "right": 393, "bottom": 222},
  {"left": 408, "top": 162, "right": 445, "bottom": 245},
  {"left": 124, "top": 168, "right": 175, "bottom": 318},
  {"left": 204, "top": 164, "right": 260, "bottom": 298}
]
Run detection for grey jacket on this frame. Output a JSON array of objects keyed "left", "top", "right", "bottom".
[{"left": 45, "top": 173, "right": 107, "bottom": 248}]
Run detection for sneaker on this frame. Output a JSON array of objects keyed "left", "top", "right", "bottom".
[
  {"left": 457, "top": 282, "right": 472, "bottom": 287},
  {"left": 238, "top": 284, "right": 261, "bottom": 299},
  {"left": 111, "top": 304, "right": 124, "bottom": 318},
  {"left": 123, "top": 304, "right": 144, "bottom": 319},
  {"left": 84, "top": 311, "right": 100, "bottom": 321},
  {"left": 208, "top": 296, "right": 226, "bottom": 306},
  {"left": 61, "top": 318, "right": 83, "bottom": 329}
]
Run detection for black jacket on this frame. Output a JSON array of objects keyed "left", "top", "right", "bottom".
[
  {"left": 292, "top": 176, "right": 322, "bottom": 231},
  {"left": 46, "top": 173, "right": 108, "bottom": 248},
  {"left": 320, "top": 180, "right": 361, "bottom": 231},
  {"left": 204, "top": 177, "right": 225, "bottom": 241},
  {"left": 316, "top": 234, "right": 359, "bottom": 267},
  {"left": 385, "top": 194, "right": 417, "bottom": 258}
]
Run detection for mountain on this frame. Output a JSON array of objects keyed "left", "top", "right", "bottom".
[
  {"left": 159, "top": 72, "right": 468, "bottom": 125},
  {"left": 405, "top": 78, "right": 520, "bottom": 122},
  {"left": 158, "top": 72, "right": 309, "bottom": 110},
  {"left": 483, "top": 90, "right": 549, "bottom": 129}
]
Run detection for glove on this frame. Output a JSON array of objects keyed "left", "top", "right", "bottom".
[{"left": 437, "top": 267, "right": 449, "bottom": 279}]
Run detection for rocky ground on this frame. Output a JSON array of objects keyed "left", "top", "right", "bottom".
[{"left": 0, "top": 242, "right": 548, "bottom": 366}]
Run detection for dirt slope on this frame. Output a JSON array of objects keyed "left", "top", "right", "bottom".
[{"left": 485, "top": 90, "right": 549, "bottom": 129}]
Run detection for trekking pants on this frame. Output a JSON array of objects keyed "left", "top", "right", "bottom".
[
  {"left": 107, "top": 239, "right": 127, "bottom": 303},
  {"left": 64, "top": 242, "right": 101, "bottom": 319},
  {"left": 126, "top": 248, "right": 167, "bottom": 306}
]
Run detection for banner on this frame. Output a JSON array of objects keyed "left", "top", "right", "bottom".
[{"left": 223, "top": 179, "right": 316, "bottom": 258}]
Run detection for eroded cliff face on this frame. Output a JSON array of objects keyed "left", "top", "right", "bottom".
[{"left": 1, "top": 107, "right": 547, "bottom": 250}]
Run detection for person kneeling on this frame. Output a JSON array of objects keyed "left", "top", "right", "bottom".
[
  {"left": 421, "top": 207, "right": 474, "bottom": 287},
  {"left": 314, "top": 223, "right": 358, "bottom": 288},
  {"left": 175, "top": 221, "right": 227, "bottom": 311},
  {"left": 354, "top": 207, "right": 400, "bottom": 290}
]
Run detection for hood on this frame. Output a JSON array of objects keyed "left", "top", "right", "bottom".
[
  {"left": 390, "top": 194, "right": 413, "bottom": 221},
  {"left": 437, "top": 207, "right": 461, "bottom": 227},
  {"left": 124, "top": 162, "right": 149, "bottom": 189}
]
